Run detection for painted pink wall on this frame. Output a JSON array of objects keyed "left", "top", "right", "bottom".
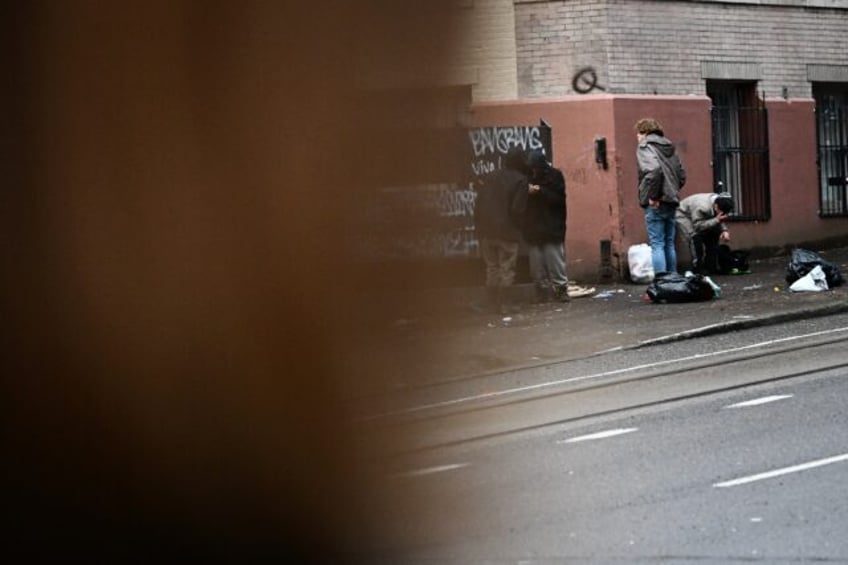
[
  {"left": 731, "top": 99, "right": 848, "bottom": 249},
  {"left": 610, "top": 96, "right": 713, "bottom": 271},
  {"left": 472, "top": 95, "right": 848, "bottom": 282},
  {"left": 472, "top": 96, "right": 620, "bottom": 282}
]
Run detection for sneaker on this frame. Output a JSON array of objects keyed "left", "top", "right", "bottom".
[{"left": 553, "top": 285, "right": 571, "bottom": 303}]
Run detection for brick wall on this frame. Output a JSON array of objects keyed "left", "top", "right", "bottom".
[
  {"left": 515, "top": 0, "right": 848, "bottom": 98},
  {"left": 454, "top": 0, "right": 520, "bottom": 101},
  {"left": 351, "top": 0, "right": 519, "bottom": 103}
]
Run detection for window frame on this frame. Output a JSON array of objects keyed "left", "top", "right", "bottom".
[
  {"left": 814, "top": 82, "right": 848, "bottom": 218},
  {"left": 707, "top": 80, "right": 771, "bottom": 222}
]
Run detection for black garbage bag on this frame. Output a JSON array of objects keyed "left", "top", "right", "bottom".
[
  {"left": 785, "top": 248, "right": 844, "bottom": 288},
  {"left": 646, "top": 272, "right": 717, "bottom": 303}
]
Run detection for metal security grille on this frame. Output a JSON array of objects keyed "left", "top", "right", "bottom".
[
  {"left": 814, "top": 84, "right": 848, "bottom": 217},
  {"left": 708, "top": 82, "right": 771, "bottom": 221}
]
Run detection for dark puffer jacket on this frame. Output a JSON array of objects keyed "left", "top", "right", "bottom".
[
  {"left": 522, "top": 150, "right": 566, "bottom": 245},
  {"left": 474, "top": 147, "right": 529, "bottom": 242}
]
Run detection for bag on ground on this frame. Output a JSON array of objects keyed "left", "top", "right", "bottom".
[
  {"left": 789, "top": 264, "right": 828, "bottom": 292},
  {"left": 645, "top": 272, "right": 717, "bottom": 303},
  {"left": 628, "top": 243, "right": 654, "bottom": 283},
  {"left": 717, "top": 244, "right": 750, "bottom": 274},
  {"left": 785, "top": 248, "right": 844, "bottom": 288}
]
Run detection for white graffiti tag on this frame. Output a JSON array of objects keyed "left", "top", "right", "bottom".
[{"left": 469, "top": 126, "right": 545, "bottom": 158}]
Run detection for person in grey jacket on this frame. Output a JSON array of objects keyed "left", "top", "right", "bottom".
[
  {"left": 635, "top": 118, "right": 687, "bottom": 274},
  {"left": 676, "top": 192, "right": 734, "bottom": 275}
]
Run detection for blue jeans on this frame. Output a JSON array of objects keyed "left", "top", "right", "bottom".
[{"left": 644, "top": 205, "right": 677, "bottom": 274}]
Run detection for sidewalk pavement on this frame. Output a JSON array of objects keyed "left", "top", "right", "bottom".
[{"left": 354, "top": 246, "right": 848, "bottom": 391}]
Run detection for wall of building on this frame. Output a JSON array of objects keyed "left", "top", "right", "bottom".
[
  {"left": 610, "top": 96, "right": 714, "bottom": 265},
  {"left": 454, "top": 0, "right": 521, "bottom": 102},
  {"left": 515, "top": 0, "right": 612, "bottom": 98},
  {"left": 514, "top": 0, "right": 848, "bottom": 99},
  {"left": 472, "top": 93, "right": 848, "bottom": 281},
  {"left": 471, "top": 96, "right": 622, "bottom": 281},
  {"left": 352, "top": 0, "right": 519, "bottom": 104},
  {"left": 731, "top": 98, "right": 848, "bottom": 251}
]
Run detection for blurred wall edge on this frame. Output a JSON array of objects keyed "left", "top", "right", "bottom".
[{"left": 1, "top": 1, "right": 467, "bottom": 561}]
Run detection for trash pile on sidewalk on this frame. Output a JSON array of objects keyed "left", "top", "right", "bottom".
[
  {"left": 785, "top": 248, "right": 845, "bottom": 292},
  {"left": 634, "top": 246, "right": 846, "bottom": 303}
]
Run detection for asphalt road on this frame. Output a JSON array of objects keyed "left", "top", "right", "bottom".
[{"left": 355, "top": 314, "right": 848, "bottom": 563}]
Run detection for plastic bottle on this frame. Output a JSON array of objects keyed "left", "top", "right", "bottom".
[{"left": 704, "top": 275, "right": 721, "bottom": 298}]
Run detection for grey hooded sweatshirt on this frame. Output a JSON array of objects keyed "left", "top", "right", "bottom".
[{"left": 637, "top": 133, "right": 686, "bottom": 208}]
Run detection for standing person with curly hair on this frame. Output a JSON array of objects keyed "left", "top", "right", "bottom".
[{"left": 635, "top": 118, "right": 687, "bottom": 275}]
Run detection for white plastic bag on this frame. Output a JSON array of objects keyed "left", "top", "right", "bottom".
[
  {"left": 789, "top": 265, "right": 828, "bottom": 292},
  {"left": 628, "top": 243, "right": 654, "bottom": 283}
]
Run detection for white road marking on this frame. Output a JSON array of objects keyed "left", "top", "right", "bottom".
[
  {"left": 724, "top": 394, "right": 793, "bottom": 409},
  {"left": 393, "top": 463, "right": 468, "bottom": 478},
  {"left": 714, "top": 453, "right": 848, "bottom": 488},
  {"left": 363, "top": 326, "right": 848, "bottom": 420},
  {"left": 558, "top": 427, "right": 638, "bottom": 444}
]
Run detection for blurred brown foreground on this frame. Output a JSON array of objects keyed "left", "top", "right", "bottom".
[{"left": 2, "top": 2, "right": 469, "bottom": 561}]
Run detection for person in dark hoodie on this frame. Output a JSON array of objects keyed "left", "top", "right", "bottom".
[
  {"left": 523, "top": 149, "right": 569, "bottom": 303},
  {"left": 474, "top": 146, "right": 530, "bottom": 313},
  {"left": 635, "top": 117, "right": 687, "bottom": 275}
]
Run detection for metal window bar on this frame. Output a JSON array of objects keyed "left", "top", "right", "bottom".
[
  {"left": 815, "top": 87, "right": 848, "bottom": 217},
  {"left": 710, "top": 88, "right": 771, "bottom": 221}
]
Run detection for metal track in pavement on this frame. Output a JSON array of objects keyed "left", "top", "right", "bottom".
[{"left": 355, "top": 331, "right": 848, "bottom": 453}]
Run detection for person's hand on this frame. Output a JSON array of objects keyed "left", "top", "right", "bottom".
[
  {"left": 648, "top": 198, "right": 660, "bottom": 209},
  {"left": 529, "top": 184, "right": 541, "bottom": 194},
  {"left": 720, "top": 230, "right": 731, "bottom": 242}
]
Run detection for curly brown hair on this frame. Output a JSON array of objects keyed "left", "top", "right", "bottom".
[{"left": 634, "top": 118, "right": 664, "bottom": 136}]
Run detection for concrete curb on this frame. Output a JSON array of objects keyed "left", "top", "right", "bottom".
[
  {"left": 630, "top": 301, "right": 848, "bottom": 350},
  {"left": 431, "top": 300, "right": 848, "bottom": 384}
]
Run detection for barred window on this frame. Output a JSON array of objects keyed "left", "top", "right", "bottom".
[
  {"left": 707, "top": 81, "right": 771, "bottom": 221},
  {"left": 814, "top": 83, "right": 848, "bottom": 217}
]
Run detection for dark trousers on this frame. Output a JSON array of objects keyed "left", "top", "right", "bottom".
[{"left": 688, "top": 227, "right": 722, "bottom": 274}]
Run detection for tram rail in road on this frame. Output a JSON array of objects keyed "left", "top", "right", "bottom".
[{"left": 352, "top": 326, "right": 848, "bottom": 453}]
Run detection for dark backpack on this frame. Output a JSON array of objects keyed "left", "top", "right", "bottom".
[{"left": 717, "top": 244, "right": 750, "bottom": 274}]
